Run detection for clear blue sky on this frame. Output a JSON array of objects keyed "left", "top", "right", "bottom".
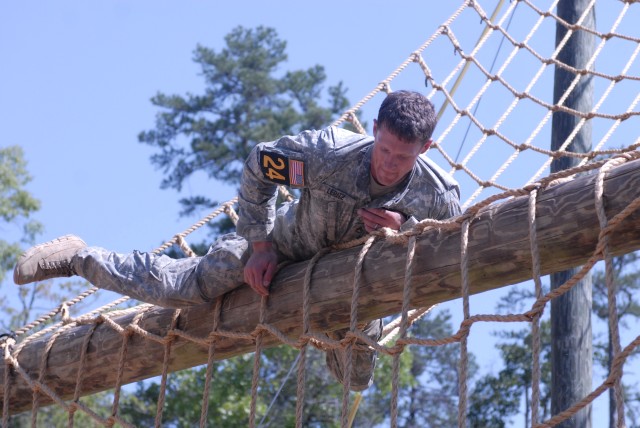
[
  {"left": 0, "top": 1, "right": 463, "bottom": 252},
  {"left": 2, "top": 1, "right": 638, "bottom": 425}
]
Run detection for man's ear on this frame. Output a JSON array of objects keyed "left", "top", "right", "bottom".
[
  {"left": 420, "top": 139, "right": 433, "bottom": 154},
  {"left": 372, "top": 119, "right": 378, "bottom": 137}
]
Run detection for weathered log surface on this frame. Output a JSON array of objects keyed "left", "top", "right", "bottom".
[{"left": 4, "top": 157, "right": 640, "bottom": 414}]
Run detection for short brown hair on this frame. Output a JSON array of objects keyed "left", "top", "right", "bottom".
[{"left": 377, "top": 90, "right": 436, "bottom": 143}]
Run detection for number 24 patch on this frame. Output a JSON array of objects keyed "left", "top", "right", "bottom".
[{"left": 260, "top": 151, "right": 305, "bottom": 187}]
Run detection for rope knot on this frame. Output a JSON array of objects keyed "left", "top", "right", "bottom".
[
  {"left": 524, "top": 182, "right": 543, "bottom": 194},
  {"left": 342, "top": 331, "right": 361, "bottom": 347},
  {"left": 2, "top": 337, "right": 16, "bottom": 363},
  {"left": 123, "top": 325, "right": 136, "bottom": 338},
  {"left": 162, "top": 331, "right": 177, "bottom": 346},
  {"left": 252, "top": 324, "right": 270, "bottom": 339},
  {"left": 61, "top": 302, "right": 71, "bottom": 324},
  {"left": 524, "top": 305, "right": 545, "bottom": 322},
  {"left": 0, "top": 331, "right": 17, "bottom": 345}
]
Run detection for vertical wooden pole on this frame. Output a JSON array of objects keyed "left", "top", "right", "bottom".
[{"left": 550, "top": 1, "right": 595, "bottom": 427}]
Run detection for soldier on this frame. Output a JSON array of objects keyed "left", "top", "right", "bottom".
[{"left": 14, "top": 90, "right": 461, "bottom": 391}]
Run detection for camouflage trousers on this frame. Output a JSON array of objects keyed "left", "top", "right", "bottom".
[{"left": 72, "top": 232, "right": 381, "bottom": 390}]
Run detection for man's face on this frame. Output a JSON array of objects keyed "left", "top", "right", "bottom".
[{"left": 371, "top": 121, "right": 431, "bottom": 187}]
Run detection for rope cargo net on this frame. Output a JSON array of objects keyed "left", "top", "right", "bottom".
[{"left": 3, "top": 0, "right": 640, "bottom": 426}]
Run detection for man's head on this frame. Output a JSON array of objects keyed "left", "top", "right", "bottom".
[{"left": 371, "top": 90, "right": 436, "bottom": 186}]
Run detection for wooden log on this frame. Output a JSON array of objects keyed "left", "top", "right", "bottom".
[{"left": 3, "top": 157, "right": 640, "bottom": 414}]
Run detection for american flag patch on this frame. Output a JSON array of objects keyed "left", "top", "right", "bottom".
[
  {"left": 259, "top": 151, "right": 305, "bottom": 187},
  {"left": 289, "top": 159, "right": 305, "bottom": 187}
]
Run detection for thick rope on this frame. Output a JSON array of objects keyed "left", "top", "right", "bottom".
[
  {"left": 296, "top": 248, "right": 330, "bottom": 428},
  {"left": 595, "top": 156, "right": 627, "bottom": 427},
  {"left": 155, "top": 309, "right": 181, "bottom": 427},
  {"left": 390, "top": 236, "right": 416, "bottom": 428},
  {"left": 528, "top": 187, "right": 544, "bottom": 427},
  {"left": 200, "top": 296, "right": 223, "bottom": 428},
  {"left": 340, "top": 235, "right": 377, "bottom": 427},
  {"left": 458, "top": 219, "right": 471, "bottom": 428}
]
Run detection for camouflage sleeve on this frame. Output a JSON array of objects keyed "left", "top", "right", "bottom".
[
  {"left": 236, "top": 128, "right": 337, "bottom": 242},
  {"left": 399, "top": 187, "right": 462, "bottom": 232},
  {"left": 236, "top": 157, "right": 279, "bottom": 243},
  {"left": 435, "top": 187, "right": 462, "bottom": 220}
]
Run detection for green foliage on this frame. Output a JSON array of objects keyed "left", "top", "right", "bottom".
[
  {"left": 0, "top": 146, "right": 42, "bottom": 283},
  {"left": 0, "top": 146, "right": 59, "bottom": 333},
  {"left": 118, "top": 346, "right": 346, "bottom": 427},
  {"left": 120, "top": 355, "right": 255, "bottom": 427},
  {"left": 9, "top": 391, "right": 116, "bottom": 427},
  {"left": 467, "top": 287, "right": 552, "bottom": 428},
  {"left": 139, "top": 25, "right": 353, "bottom": 241},
  {"left": 355, "top": 311, "right": 473, "bottom": 427},
  {"left": 138, "top": 25, "right": 351, "bottom": 219},
  {"left": 468, "top": 373, "right": 520, "bottom": 428},
  {"left": 467, "top": 321, "right": 552, "bottom": 427},
  {"left": 468, "top": 251, "right": 640, "bottom": 427},
  {"left": 0, "top": 146, "right": 105, "bottom": 425},
  {"left": 114, "top": 311, "right": 469, "bottom": 427},
  {"left": 0, "top": 146, "right": 40, "bottom": 223},
  {"left": 592, "top": 253, "right": 640, "bottom": 333},
  {"left": 592, "top": 253, "right": 640, "bottom": 425}
]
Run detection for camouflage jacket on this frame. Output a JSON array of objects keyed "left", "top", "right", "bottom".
[{"left": 237, "top": 126, "right": 461, "bottom": 261}]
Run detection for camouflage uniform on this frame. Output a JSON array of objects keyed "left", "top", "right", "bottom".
[{"left": 73, "top": 126, "right": 460, "bottom": 390}]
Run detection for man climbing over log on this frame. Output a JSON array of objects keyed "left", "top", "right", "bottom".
[{"left": 13, "top": 90, "right": 461, "bottom": 391}]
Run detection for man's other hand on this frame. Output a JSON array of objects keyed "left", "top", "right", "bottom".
[
  {"left": 243, "top": 241, "right": 278, "bottom": 297},
  {"left": 357, "top": 207, "right": 406, "bottom": 233}
]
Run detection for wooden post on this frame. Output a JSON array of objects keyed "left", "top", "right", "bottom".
[
  {"left": 550, "top": 1, "right": 596, "bottom": 427},
  {"left": 3, "top": 156, "right": 640, "bottom": 415}
]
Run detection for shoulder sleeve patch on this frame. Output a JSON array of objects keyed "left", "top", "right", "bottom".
[{"left": 260, "top": 151, "right": 305, "bottom": 187}]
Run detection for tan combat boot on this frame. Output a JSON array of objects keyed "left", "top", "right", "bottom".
[{"left": 13, "top": 235, "right": 86, "bottom": 285}]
